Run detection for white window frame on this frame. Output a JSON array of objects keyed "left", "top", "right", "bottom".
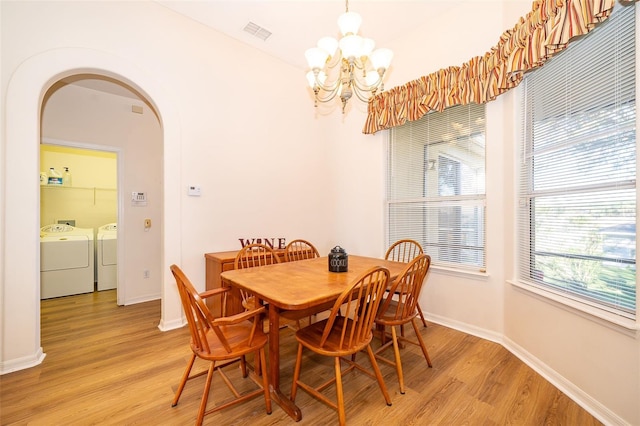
[
  {"left": 386, "top": 103, "right": 486, "bottom": 272},
  {"left": 516, "top": 2, "right": 637, "bottom": 325}
]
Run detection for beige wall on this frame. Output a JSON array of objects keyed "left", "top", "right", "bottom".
[
  {"left": 40, "top": 145, "right": 117, "bottom": 188},
  {"left": 1, "top": 1, "right": 638, "bottom": 425},
  {"left": 40, "top": 145, "right": 118, "bottom": 230}
]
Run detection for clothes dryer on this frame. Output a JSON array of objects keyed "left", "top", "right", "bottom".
[
  {"left": 97, "top": 223, "right": 117, "bottom": 291},
  {"left": 40, "top": 224, "right": 95, "bottom": 299}
]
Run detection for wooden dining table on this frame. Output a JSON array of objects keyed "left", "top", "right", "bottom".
[{"left": 220, "top": 255, "right": 407, "bottom": 421}]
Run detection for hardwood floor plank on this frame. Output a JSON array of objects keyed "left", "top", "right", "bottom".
[{"left": 0, "top": 290, "right": 601, "bottom": 425}]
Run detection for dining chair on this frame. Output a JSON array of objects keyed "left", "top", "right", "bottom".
[
  {"left": 374, "top": 254, "right": 433, "bottom": 394},
  {"left": 235, "top": 242, "right": 307, "bottom": 333},
  {"left": 169, "top": 265, "right": 271, "bottom": 426},
  {"left": 283, "top": 239, "right": 325, "bottom": 327},
  {"left": 284, "top": 239, "right": 320, "bottom": 262},
  {"left": 385, "top": 239, "right": 429, "bottom": 327},
  {"left": 290, "top": 266, "right": 392, "bottom": 426},
  {"left": 234, "top": 243, "right": 282, "bottom": 311}
]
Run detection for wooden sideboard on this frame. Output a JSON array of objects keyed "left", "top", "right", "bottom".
[{"left": 204, "top": 249, "right": 286, "bottom": 316}]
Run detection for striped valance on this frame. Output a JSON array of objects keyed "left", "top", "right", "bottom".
[{"left": 364, "top": 0, "right": 633, "bottom": 134}]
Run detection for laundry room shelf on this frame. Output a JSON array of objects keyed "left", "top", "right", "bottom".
[{"left": 41, "top": 185, "right": 116, "bottom": 205}]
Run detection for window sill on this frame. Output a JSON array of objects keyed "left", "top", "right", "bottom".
[
  {"left": 508, "top": 280, "right": 639, "bottom": 335},
  {"left": 430, "top": 265, "right": 490, "bottom": 280}
]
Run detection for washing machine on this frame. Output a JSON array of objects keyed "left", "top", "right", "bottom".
[
  {"left": 97, "top": 223, "right": 117, "bottom": 291},
  {"left": 40, "top": 224, "right": 95, "bottom": 299}
]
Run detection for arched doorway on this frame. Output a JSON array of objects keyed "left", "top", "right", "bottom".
[
  {"left": 41, "top": 74, "right": 161, "bottom": 306},
  {"left": 2, "top": 48, "right": 183, "bottom": 374}
]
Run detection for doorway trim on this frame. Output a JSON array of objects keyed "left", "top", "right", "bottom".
[
  {"left": 2, "top": 47, "right": 183, "bottom": 374},
  {"left": 41, "top": 138, "right": 125, "bottom": 304}
]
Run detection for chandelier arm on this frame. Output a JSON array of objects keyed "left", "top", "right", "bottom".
[
  {"left": 351, "top": 73, "right": 380, "bottom": 90},
  {"left": 315, "top": 88, "right": 342, "bottom": 104},
  {"left": 351, "top": 85, "right": 376, "bottom": 103},
  {"left": 326, "top": 53, "right": 342, "bottom": 69},
  {"left": 313, "top": 75, "right": 343, "bottom": 101},
  {"left": 314, "top": 76, "right": 341, "bottom": 93},
  {"left": 350, "top": 59, "right": 367, "bottom": 71}
]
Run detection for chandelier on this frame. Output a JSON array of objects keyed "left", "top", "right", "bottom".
[{"left": 305, "top": 0, "right": 393, "bottom": 113}]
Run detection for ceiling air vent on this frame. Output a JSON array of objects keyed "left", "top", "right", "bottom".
[{"left": 243, "top": 21, "right": 272, "bottom": 41}]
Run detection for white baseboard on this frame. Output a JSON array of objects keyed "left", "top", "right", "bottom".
[
  {"left": 426, "top": 312, "right": 503, "bottom": 344},
  {"left": 425, "top": 313, "right": 628, "bottom": 426},
  {"left": 122, "top": 293, "right": 161, "bottom": 305},
  {"left": 0, "top": 347, "right": 46, "bottom": 375},
  {"left": 158, "top": 316, "right": 185, "bottom": 332},
  {"left": 502, "top": 337, "right": 628, "bottom": 426}
]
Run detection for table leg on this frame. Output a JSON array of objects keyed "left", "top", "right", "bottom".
[{"left": 268, "top": 304, "right": 302, "bottom": 421}]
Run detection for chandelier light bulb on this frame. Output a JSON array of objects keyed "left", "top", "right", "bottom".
[
  {"left": 306, "top": 70, "right": 327, "bottom": 88},
  {"left": 365, "top": 71, "right": 381, "bottom": 87},
  {"left": 306, "top": 71, "right": 316, "bottom": 88},
  {"left": 337, "top": 11, "right": 362, "bottom": 36},
  {"left": 361, "top": 38, "right": 375, "bottom": 58},
  {"left": 369, "top": 48, "right": 394, "bottom": 71},
  {"left": 305, "top": 47, "right": 329, "bottom": 70},
  {"left": 318, "top": 36, "right": 339, "bottom": 58},
  {"left": 339, "top": 34, "right": 364, "bottom": 60}
]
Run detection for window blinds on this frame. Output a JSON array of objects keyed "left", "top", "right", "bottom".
[
  {"left": 518, "top": 3, "right": 636, "bottom": 317},
  {"left": 388, "top": 104, "right": 486, "bottom": 269}
]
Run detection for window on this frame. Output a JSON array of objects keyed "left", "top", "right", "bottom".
[
  {"left": 387, "top": 104, "right": 486, "bottom": 270},
  {"left": 518, "top": 4, "right": 636, "bottom": 318}
]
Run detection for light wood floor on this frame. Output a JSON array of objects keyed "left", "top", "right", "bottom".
[{"left": 0, "top": 290, "right": 601, "bottom": 425}]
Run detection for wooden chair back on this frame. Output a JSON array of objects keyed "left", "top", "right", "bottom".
[
  {"left": 319, "top": 266, "right": 390, "bottom": 353},
  {"left": 378, "top": 254, "right": 431, "bottom": 324},
  {"left": 234, "top": 243, "right": 282, "bottom": 269},
  {"left": 234, "top": 243, "right": 282, "bottom": 310},
  {"left": 171, "top": 264, "right": 262, "bottom": 355},
  {"left": 385, "top": 239, "right": 423, "bottom": 263},
  {"left": 284, "top": 239, "right": 320, "bottom": 262}
]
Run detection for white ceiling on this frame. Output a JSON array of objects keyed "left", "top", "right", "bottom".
[
  {"left": 68, "top": 1, "right": 525, "bottom": 100},
  {"left": 155, "top": 1, "right": 463, "bottom": 71}
]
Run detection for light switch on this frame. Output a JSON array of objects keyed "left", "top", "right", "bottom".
[
  {"left": 132, "top": 191, "right": 148, "bottom": 206},
  {"left": 132, "top": 192, "right": 147, "bottom": 202}
]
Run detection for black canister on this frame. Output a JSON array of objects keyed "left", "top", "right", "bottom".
[{"left": 328, "top": 246, "right": 348, "bottom": 272}]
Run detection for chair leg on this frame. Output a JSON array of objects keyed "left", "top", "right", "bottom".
[
  {"left": 365, "top": 344, "right": 392, "bottom": 406},
  {"left": 240, "top": 354, "right": 247, "bottom": 378},
  {"left": 172, "top": 353, "right": 196, "bottom": 407},
  {"left": 196, "top": 362, "right": 216, "bottom": 426},
  {"left": 390, "top": 326, "right": 405, "bottom": 394},
  {"left": 290, "top": 343, "right": 304, "bottom": 402},
  {"left": 412, "top": 318, "right": 432, "bottom": 367},
  {"left": 417, "top": 303, "right": 428, "bottom": 327},
  {"left": 334, "top": 356, "right": 346, "bottom": 426},
  {"left": 380, "top": 324, "right": 388, "bottom": 345},
  {"left": 259, "top": 348, "right": 272, "bottom": 414}
]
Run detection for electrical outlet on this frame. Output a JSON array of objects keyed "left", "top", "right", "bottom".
[{"left": 143, "top": 270, "right": 150, "bottom": 279}]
